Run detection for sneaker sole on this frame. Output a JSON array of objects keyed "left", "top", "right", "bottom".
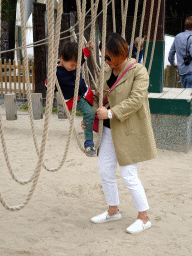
[
  {"left": 85, "top": 152, "right": 97, "bottom": 157},
  {"left": 126, "top": 224, "right": 151, "bottom": 234},
  {"left": 91, "top": 216, "right": 121, "bottom": 224}
]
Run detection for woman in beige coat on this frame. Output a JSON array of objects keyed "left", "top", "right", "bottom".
[{"left": 84, "top": 33, "right": 157, "bottom": 233}]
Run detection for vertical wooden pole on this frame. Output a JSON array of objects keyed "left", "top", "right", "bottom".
[
  {"left": 0, "top": 59, "right": 3, "bottom": 98},
  {"left": 33, "top": 3, "right": 47, "bottom": 99},
  {"left": 22, "top": 62, "right": 26, "bottom": 97},
  {"left": 32, "top": 61, "right": 35, "bottom": 92},
  {"left": 5, "top": 94, "right": 17, "bottom": 120},
  {"left": 9, "top": 59, "right": 12, "bottom": 93},
  {"left": 4, "top": 60, "right": 7, "bottom": 94},
  {"left": 13, "top": 60, "right": 17, "bottom": 94},
  {"left": 18, "top": 60, "right": 21, "bottom": 98}
]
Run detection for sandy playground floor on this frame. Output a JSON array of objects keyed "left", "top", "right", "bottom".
[{"left": 0, "top": 106, "right": 192, "bottom": 256}]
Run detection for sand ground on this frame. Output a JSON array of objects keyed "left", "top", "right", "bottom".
[{"left": 0, "top": 107, "right": 192, "bottom": 256}]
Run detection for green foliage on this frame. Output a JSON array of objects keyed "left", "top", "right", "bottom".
[
  {"left": 2, "top": 0, "right": 17, "bottom": 22},
  {"left": 19, "top": 104, "right": 28, "bottom": 111},
  {"left": 19, "top": 104, "right": 83, "bottom": 116},
  {"left": 165, "top": 0, "right": 190, "bottom": 18}
]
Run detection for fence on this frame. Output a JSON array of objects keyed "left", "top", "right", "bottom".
[{"left": 0, "top": 59, "right": 35, "bottom": 98}]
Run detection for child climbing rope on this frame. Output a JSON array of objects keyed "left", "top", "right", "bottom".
[{"left": 46, "top": 41, "right": 96, "bottom": 157}]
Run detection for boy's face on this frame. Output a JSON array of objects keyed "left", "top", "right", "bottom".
[{"left": 60, "top": 57, "right": 77, "bottom": 71}]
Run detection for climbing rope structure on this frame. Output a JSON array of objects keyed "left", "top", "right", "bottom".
[{"left": 0, "top": 0, "right": 163, "bottom": 211}]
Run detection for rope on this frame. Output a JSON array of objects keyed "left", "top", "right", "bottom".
[
  {"left": 0, "top": 0, "right": 56, "bottom": 211},
  {"left": 83, "top": 36, "right": 100, "bottom": 88},
  {"left": 0, "top": 0, "right": 1, "bottom": 58},
  {"left": 143, "top": 0, "right": 155, "bottom": 66},
  {"left": 95, "top": 0, "right": 108, "bottom": 150},
  {"left": 63, "top": 0, "right": 86, "bottom": 156},
  {"left": 112, "top": 0, "right": 116, "bottom": 32},
  {"left": 128, "top": 0, "right": 139, "bottom": 58},
  {"left": 0, "top": 0, "right": 163, "bottom": 210},
  {"left": 90, "top": 0, "right": 100, "bottom": 84},
  {"left": 135, "top": 0, "right": 147, "bottom": 62},
  {"left": 121, "top": 0, "right": 129, "bottom": 39},
  {"left": 147, "top": 0, "right": 162, "bottom": 74},
  {"left": 0, "top": 0, "right": 114, "bottom": 56},
  {"left": 0, "top": 0, "right": 39, "bottom": 185}
]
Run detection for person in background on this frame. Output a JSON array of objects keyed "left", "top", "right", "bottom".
[
  {"left": 168, "top": 16, "right": 192, "bottom": 88},
  {"left": 131, "top": 37, "right": 144, "bottom": 63}
]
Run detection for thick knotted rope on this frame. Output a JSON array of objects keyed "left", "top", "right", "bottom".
[
  {"left": 135, "top": 0, "right": 147, "bottom": 62},
  {"left": 112, "top": 0, "right": 116, "bottom": 32},
  {"left": 147, "top": 0, "right": 162, "bottom": 74},
  {"left": 89, "top": 0, "right": 100, "bottom": 82},
  {"left": 128, "top": 0, "right": 139, "bottom": 58},
  {"left": 0, "top": 0, "right": 162, "bottom": 211},
  {"left": 0, "top": 0, "right": 56, "bottom": 211},
  {"left": 0, "top": 0, "right": 1, "bottom": 59},
  {"left": 121, "top": 0, "right": 129, "bottom": 39},
  {"left": 95, "top": 0, "right": 108, "bottom": 150},
  {"left": 143, "top": 0, "right": 155, "bottom": 66}
]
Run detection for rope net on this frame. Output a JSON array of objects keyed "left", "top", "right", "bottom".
[{"left": 0, "top": 0, "right": 162, "bottom": 211}]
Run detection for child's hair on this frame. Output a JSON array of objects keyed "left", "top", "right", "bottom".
[
  {"left": 185, "top": 16, "right": 192, "bottom": 30},
  {"left": 99, "top": 32, "right": 129, "bottom": 58},
  {"left": 59, "top": 41, "right": 79, "bottom": 62},
  {"left": 135, "top": 37, "right": 144, "bottom": 48}
]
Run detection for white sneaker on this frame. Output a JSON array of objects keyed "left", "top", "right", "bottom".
[
  {"left": 91, "top": 211, "right": 121, "bottom": 224},
  {"left": 126, "top": 219, "right": 151, "bottom": 234}
]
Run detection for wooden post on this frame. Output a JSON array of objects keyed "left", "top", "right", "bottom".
[
  {"left": 31, "top": 93, "right": 43, "bottom": 120},
  {"left": 8, "top": 60, "right": 12, "bottom": 93},
  {"left": 33, "top": 3, "right": 47, "bottom": 100},
  {"left": 5, "top": 94, "right": 17, "bottom": 120},
  {"left": 22, "top": 62, "right": 26, "bottom": 97},
  {"left": 4, "top": 60, "right": 8, "bottom": 94},
  {"left": 13, "top": 60, "right": 17, "bottom": 94},
  {"left": 56, "top": 92, "right": 67, "bottom": 119},
  {"left": 164, "top": 65, "right": 177, "bottom": 87},
  {"left": 18, "top": 60, "right": 21, "bottom": 98},
  {"left": 0, "top": 59, "right": 3, "bottom": 98},
  {"left": 32, "top": 61, "right": 35, "bottom": 92}
]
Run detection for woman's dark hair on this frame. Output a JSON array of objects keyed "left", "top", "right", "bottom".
[
  {"left": 185, "top": 16, "right": 192, "bottom": 30},
  {"left": 99, "top": 33, "right": 129, "bottom": 58},
  {"left": 60, "top": 41, "right": 78, "bottom": 62}
]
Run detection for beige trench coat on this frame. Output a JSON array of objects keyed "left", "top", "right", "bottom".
[{"left": 94, "top": 58, "right": 157, "bottom": 166}]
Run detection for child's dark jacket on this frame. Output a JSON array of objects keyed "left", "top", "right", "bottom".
[{"left": 56, "top": 66, "right": 87, "bottom": 100}]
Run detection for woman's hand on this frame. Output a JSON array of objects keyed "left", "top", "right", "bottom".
[
  {"left": 81, "top": 121, "right": 86, "bottom": 131},
  {"left": 96, "top": 106, "right": 108, "bottom": 120},
  {"left": 87, "top": 41, "right": 94, "bottom": 50},
  {"left": 93, "top": 90, "right": 99, "bottom": 99}
]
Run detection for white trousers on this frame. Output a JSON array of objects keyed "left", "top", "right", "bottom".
[{"left": 98, "top": 127, "right": 149, "bottom": 212}]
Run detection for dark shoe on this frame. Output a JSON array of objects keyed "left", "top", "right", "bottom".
[{"left": 85, "top": 146, "right": 96, "bottom": 157}]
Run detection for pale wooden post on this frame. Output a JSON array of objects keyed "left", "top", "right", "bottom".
[
  {"left": 18, "top": 60, "right": 21, "bottom": 98},
  {"left": 0, "top": 59, "right": 3, "bottom": 98},
  {"left": 4, "top": 60, "right": 8, "bottom": 94},
  {"left": 5, "top": 94, "right": 17, "bottom": 120},
  {"left": 13, "top": 60, "right": 17, "bottom": 94},
  {"left": 22, "top": 62, "right": 26, "bottom": 98},
  {"left": 32, "top": 61, "right": 35, "bottom": 92},
  {"left": 8, "top": 60, "right": 12, "bottom": 93},
  {"left": 31, "top": 93, "right": 43, "bottom": 120},
  {"left": 56, "top": 92, "right": 67, "bottom": 119}
]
